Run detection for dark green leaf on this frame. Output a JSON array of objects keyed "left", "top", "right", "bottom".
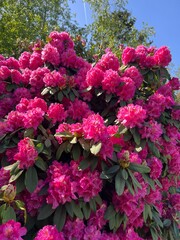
[
  {"left": 65, "top": 202, "right": 74, "bottom": 218},
  {"left": 69, "top": 92, "right": 75, "bottom": 102},
  {"left": 142, "top": 174, "right": 155, "bottom": 190},
  {"left": 2, "top": 206, "right": 16, "bottom": 223},
  {"left": 163, "top": 219, "right": 171, "bottom": 227},
  {"left": 115, "top": 213, "right": 123, "bottom": 229},
  {"left": 100, "top": 171, "right": 113, "bottom": 180},
  {"left": 115, "top": 171, "right": 125, "bottom": 196},
  {"left": 25, "top": 167, "right": 38, "bottom": 193},
  {"left": 90, "top": 157, "right": 98, "bottom": 171},
  {"left": 72, "top": 144, "right": 81, "bottom": 160},
  {"left": 105, "top": 93, "right": 112, "bottom": 103},
  {"left": 123, "top": 131, "right": 132, "bottom": 141},
  {"left": 105, "top": 165, "right": 120, "bottom": 174},
  {"left": 130, "top": 128, "right": 140, "bottom": 145},
  {"left": 121, "top": 169, "right": 128, "bottom": 180},
  {"left": 78, "top": 138, "right": 90, "bottom": 151},
  {"left": 129, "top": 163, "right": 150, "bottom": 173},
  {"left": 104, "top": 205, "right": 116, "bottom": 220},
  {"left": 90, "top": 142, "right": 102, "bottom": 155},
  {"left": 44, "top": 139, "right": 51, "bottom": 148},
  {"left": 89, "top": 198, "right": 96, "bottom": 212},
  {"left": 56, "top": 142, "right": 68, "bottom": 160},
  {"left": 71, "top": 201, "right": 83, "bottom": 219},
  {"left": 24, "top": 128, "right": 34, "bottom": 138},
  {"left": 53, "top": 205, "right": 66, "bottom": 231},
  {"left": 82, "top": 203, "right": 91, "bottom": 220},
  {"left": 79, "top": 158, "right": 91, "bottom": 170},
  {"left": 57, "top": 91, "right": 64, "bottom": 102},
  {"left": 94, "top": 194, "right": 102, "bottom": 205},
  {"left": 127, "top": 169, "right": 142, "bottom": 190},
  {"left": 35, "top": 157, "right": 48, "bottom": 171},
  {"left": 109, "top": 215, "right": 116, "bottom": 230},
  {"left": 126, "top": 180, "right": 135, "bottom": 195},
  {"left": 148, "top": 141, "right": 160, "bottom": 158},
  {"left": 37, "top": 204, "right": 55, "bottom": 220}
]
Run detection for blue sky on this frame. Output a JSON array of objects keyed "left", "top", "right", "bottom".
[{"left": 70, "top": 0, "right": 180, "bottom": 75}]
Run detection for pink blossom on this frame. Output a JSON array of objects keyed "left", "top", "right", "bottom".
[
  {"left": 84, "top": 225, "right": 101, "bottom": 240},
  {"left": 154, "top": 46, "right": 172, "bottom": 67},
  {"left": 148, "top": 157, "right": 163, "bottom": 179},
  {"left": 6, "top": 57, "right": 20, "bottom": 69},
  {"left": 29, "top": 67, "right": 50, "bottom": 89},
  {"left": 0, "top": 220, "right": 27, "bottom": 240},
  {"left": 23, "top": 107, "right": 44, "bottom": 129},
  {"left": 96, "top": 51, "right": 120, "bottom": 71},
  {"left": 86, "top": 67, "right": 104, "bottom": 87},
  {"left": 122, "top": 47, "right": 136, "bottom": 65},
  {"left": 21, "top": 180, "right": 46, "bottom": 217},
  {"left": 34, "top": 225, "right": 64, "bottom": 240},
  {"left": 41, "top": 43, "right": 60, "bottom": 66},
  {"left": 102, "top": 69, "right": 121, "bottom": 93},
  {"left": 43, "top": 71, "right": 66, "bottom": 88},
  {"left": 18, "top": 51, "right": 31, "bottom": 69},
  {"left": 123, "top": 66, "right": 143, "bottom": 88},
  {"left": 28, "top": 97, "right": 48, "bottom": 112},
  {"left": 29, "top": 52, "right": 43, "bottom": 70},
  {"left": 88, "top": 203, "right": 107, "bottom": 229},
  {"left": 11, "top": 69, "right": 23, "bottom": 84},
  {"left": 0, "top": 66, "right": 11, "bottom": 80},
  {"left": 0, "top": 167, "right": 10, "bottom": 188},
  {"left": 14, "top": 137, "right": 38, "bottom": 169},
  {"left": 67, "top": 98, "right": 92, "bottom": 120},
  {"left": 140, "top": 120, "right": 163, "bottom": 142},
  {"left": 117, "top": 104, "right": 147, "bottom": 128},
  {"left": 169, "top": 77, "right": 180, "bottom": 90},
  {"left": 13, "top": 88, "right": 32, "bottom": 103},
  {"left": 117, "top": 76, "right": 136, "bottom": 100},
  {"left": 47, "top": 103, "right": 66, "bottom": 124},
  {"left": 82, "top": 113, "right": 108, "bottom": 142},
  {"left": 63, "top": 219, "right": 85, "bottom": 240},
  {"left": 171, "top": 108, "right": 180, "bottom": 121},
  {"left": 6, "top": 111, "right": 24, "bottom": 131}
]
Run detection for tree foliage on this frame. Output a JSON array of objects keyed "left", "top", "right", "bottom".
[{"left": 0, "top": 0, "right": 78, "bottom": 57}]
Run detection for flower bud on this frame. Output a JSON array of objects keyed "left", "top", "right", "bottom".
[{"left": 2, "top": 184, "right": 16, "bottom": 203}]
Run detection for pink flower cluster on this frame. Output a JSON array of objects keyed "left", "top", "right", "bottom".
[
  {"left": 14, "top": 137, "right": 38, "bottom": 169},
  {"left": 117, "top": 104, "right": 147, "bottom": 128},
  {"left": 0, "top": 220, "right": 27, "bottom": 240},
  {"left": 46, "top": 160, "right": 102, "bottom": 208},
  {"left": 122, "top": 45, "right": 172, "bottom": 68}
]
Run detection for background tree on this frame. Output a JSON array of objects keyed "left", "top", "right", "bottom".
[{"left": 0, "top": 0, "right": 78, "bottom": 57}]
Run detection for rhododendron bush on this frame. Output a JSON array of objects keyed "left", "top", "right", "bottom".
[{"left": 0, "top": 31, "right": 180, "bottom": 240}]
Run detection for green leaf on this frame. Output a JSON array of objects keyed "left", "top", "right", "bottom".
[
  {"left": 115, "top": 171, "right": 125, "bottom": 196},
  {"left": 79, "top": 158, "right": 91, "bottom": 170},
  {"left": 143, "top": 204, "right": 152, "bottom": 222},
  {"left": 44, "top": 139, "right": 51, "bottom": 148},
  {"left": 148, "top": 141, "right": 160, "bottom": 158},
  {"left": 126, "top": 180, "right": 135, "bottom": 195},
  {"left": 9, "top": 170, "right": 24, "bottom": 183},
  {"left": 89, "top": 198, "right": 96, "bottom": 212},
  {"left": 94, "top": 194, "right": 102, "bottom": 205},
  {"left": 109, "top": 215, "right": 116, "bottom": 230},
  {"left": 82, "top": 203, "right": 91, "bottom": 220},
  {"left": 100, "top": 171, "right": 113, "bottom": 179},
  {"left": 72, "top": 144, "right": 81, "bottom": 160},
  {"left": 24, "top": 128, "right": 34, "bottom": 138},
  {"left": 115, "top": 213, "right": 123, "bottom": 229},
  {"left": 36, "top": 143, "right": 44, "bottom": 154},
  {"left": 65, "top": 202, "right": 74, "bottom": 218},
  {"left": 123, "top": 131, "right": 132, "bottom": 141},
  {"left": 25, "top": 167, "right": 38, "bottom": 193},
  {"left": 130, "top": 128, "right": 141, "bottom": 145},
  {"left": 90, "top": 142, "right": 102, "bottom": 155},
  {"left": 121, "top": 169, "right": 128, "bottom": 180},
  {"left": 104, "top": 205, "right": 116, "bottom": 220},
  {"left": 37, "top": 204, "right": 55, "bottom": 220},
  {"left": 150, "top": 227, "right": 158, "bottom": 240},
  {"left": 71, "top": 201, "right": 83, "bottom": 219},
  {"left": 78, "top": 138, "right": 90, "bottom": 151},
  {"left": 118, "top": 125, "right": 128, "bottom": 135},
  {"left": 16, "top": 174, "right": 25, "bottom": 194},
  {"left": 127, "top": 169, "right": 142, "bottom": 190},
  {"left": 129, "top": 163, "right": 150, "bottom": 173},
  {"left": 69, "top": 92, "right": 75, "bottom": 102},
  {"left": 57, "top": 91, "right": 64, "bottom": 102},
  {"left": 35, "top": 157, "right": 48, "bottom": 171},
  {"left": 105, "top": 165, "right": 120, "bottom": 174},
  {"left": 105, "top": 93, "right": 112, "bottom": 103},
  {"left": 163, "top": 219, "right": 171, "bottom": 227},
  {"left": 4, "top": 161, "right": 19, "bottom": 171},
  {"left": 53, "top": 205, "right": 66, "bottom": 231},
  {"left": 56, "top": 142, "right": 68, "bottom": 160},
  {"left": 90, "top": 157, "right": 98, "bottom": 171},
  {"left": 2, "top": 206, "right": 16, "bottom": 223},
  {"left": 142, "top": 174, "right": 155, "bottom": 190}
]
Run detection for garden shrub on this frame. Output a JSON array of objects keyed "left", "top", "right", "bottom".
[{"left": 0, "top": 31, "right": 179, "bottom": 240}]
